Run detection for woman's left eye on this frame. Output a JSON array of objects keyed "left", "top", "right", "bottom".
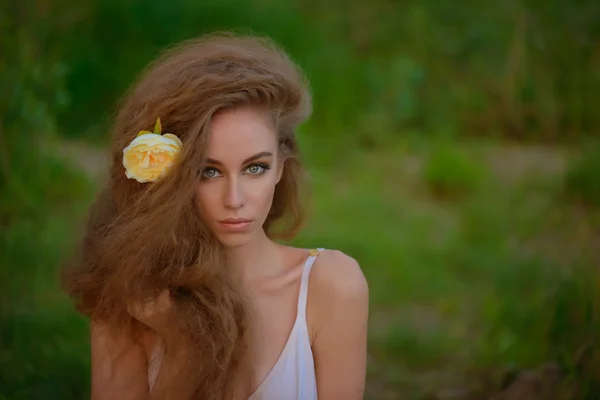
[{"left": 245, "top": 163, "right": 269, "bottom": 175}]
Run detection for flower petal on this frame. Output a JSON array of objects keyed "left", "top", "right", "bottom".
[
  {"left": 122, "top": 132, "right": 181, "bottom": 183},
  {"left": 162, "top": 133, "right": 182, "bottom": 148}
]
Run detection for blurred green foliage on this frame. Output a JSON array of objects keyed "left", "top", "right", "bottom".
[
  {"left": 422, "top": 143, "right": 486, "bottom": 198},
  {"left": 2, "top": 0, "right": 600, "bottom": 399},
  {"left": 1, "top": 1, "right": 94, "bottom": 398},
  {"left": 564, "top": 142, "right": 600, "bottom": 206},
  {"left": 17, "top": 0, "right": 599, "bottom": 145}
]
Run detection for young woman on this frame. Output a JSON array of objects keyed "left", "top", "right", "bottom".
[{"left": 63, "top": 32, "right": 369, "bottom": 400}]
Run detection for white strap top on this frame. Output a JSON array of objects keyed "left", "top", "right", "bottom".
[{"left": 148, "top": 248, "right": 323, "bottom": 400}]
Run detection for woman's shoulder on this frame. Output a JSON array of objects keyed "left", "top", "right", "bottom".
[
  {"left": 305, "top": 248, "right": 369, "bottom": 342},
  {"left": 308, "top": 248, "right": 368, "bottom": 304}
]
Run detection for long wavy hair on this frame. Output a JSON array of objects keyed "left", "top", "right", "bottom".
[{"left": 61, "top": 32, "right": 312, "bottom": 399}]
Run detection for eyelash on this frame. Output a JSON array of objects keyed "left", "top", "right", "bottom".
[
  {"left": 200, "top": 162, "right": 271, "bottom": 180},
  {"left": 246, "top": 162, "right": 271, "bottom": 175}
]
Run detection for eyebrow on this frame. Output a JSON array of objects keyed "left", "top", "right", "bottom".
[{"left": 206, "top": 151, "right": 273, "bottom": 166}]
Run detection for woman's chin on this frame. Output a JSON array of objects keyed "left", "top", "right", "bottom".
[{"left": 217, "top": 232, "right": 254, "bottom": 248}]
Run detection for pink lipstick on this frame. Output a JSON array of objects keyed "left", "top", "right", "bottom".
[{"left": 218, "top": 218, "right": 252, "bottom": 232}]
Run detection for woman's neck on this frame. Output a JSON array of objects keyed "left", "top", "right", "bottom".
[{"left": 226, "top": 230, "right": 283, "bottom": 283}]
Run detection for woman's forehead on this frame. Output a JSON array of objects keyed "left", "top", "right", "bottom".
[{"left": 207, "top": 107, "right": 277, "bottom": 163}]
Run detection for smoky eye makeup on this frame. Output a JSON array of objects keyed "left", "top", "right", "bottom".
[
  {"left": 199, "top": 161, "right": 272, "bottom": 180},
  {"left": 244, "top": 161, "right": 271, "bottom": 176},
  {"left": 200, "top": 166, "right": 221, "bottom": 180}
]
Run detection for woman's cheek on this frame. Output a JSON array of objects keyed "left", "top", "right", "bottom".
[
  {"left": 194, "top": 183, "right": 220, "bottom": 216},
  {"left": 246, "top": 177, "right": 278, "bottom": 211}
]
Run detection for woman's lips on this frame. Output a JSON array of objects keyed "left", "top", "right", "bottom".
[{"left": 218, "top": 219, "right": 252, "bottom": 231}]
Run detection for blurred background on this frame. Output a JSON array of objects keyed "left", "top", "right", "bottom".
[{"left": 2, "top": 0, "right": 600, "bottom": 399}]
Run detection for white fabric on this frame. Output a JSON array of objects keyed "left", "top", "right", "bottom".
[{"left": 148, "top": 249, "right": 322, "bottom": 400}]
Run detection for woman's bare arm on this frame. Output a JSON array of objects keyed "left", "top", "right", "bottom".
[
  {"left": 309, "top": 250, "right": 370, "bottom": 400},
  {"left": 125, "top": 290, "right": 196, "bottom": 400},
  {"left": 90, "top": 319, "right": 149, "bottom": 400}
]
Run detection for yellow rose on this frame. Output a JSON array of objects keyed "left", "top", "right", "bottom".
[{"left": 122, "top": 132, "right": 182, "bottom": 183}]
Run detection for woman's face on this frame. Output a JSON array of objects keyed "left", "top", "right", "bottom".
[{"left": 195, "top": 106, "right": 283, "bottom": 248}]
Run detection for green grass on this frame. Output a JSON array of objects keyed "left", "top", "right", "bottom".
[{"left": 2, "top": 139, "right": 599, "bottom": 399}]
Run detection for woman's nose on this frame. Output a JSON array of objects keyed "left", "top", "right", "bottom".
[{"left": 223, "top": 178, "right": 245, "bottom": 209}]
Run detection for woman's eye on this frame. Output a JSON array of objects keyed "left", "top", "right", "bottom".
[
  {"left": 201, "top": 167, "right": 222, "bottom": 179},
  {"left": 245, "top": 163, "right": 269, "bottom": 175}
]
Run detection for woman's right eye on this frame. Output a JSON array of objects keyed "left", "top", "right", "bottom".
[{"left": 201, "top": 167, "right": 222, "bottom": 180}]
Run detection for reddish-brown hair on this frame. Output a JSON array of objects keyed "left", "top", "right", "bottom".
[{"left": 62, "top": 32, "right": 312, "bottom": 399}]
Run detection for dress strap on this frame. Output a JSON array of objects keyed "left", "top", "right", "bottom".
[{"left": 297, "top": 248, "right": 324, "bottom": 316}]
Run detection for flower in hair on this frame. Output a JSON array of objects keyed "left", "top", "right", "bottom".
[{"left": 122, "top": 118, "right": 182, "bottom": 183}]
